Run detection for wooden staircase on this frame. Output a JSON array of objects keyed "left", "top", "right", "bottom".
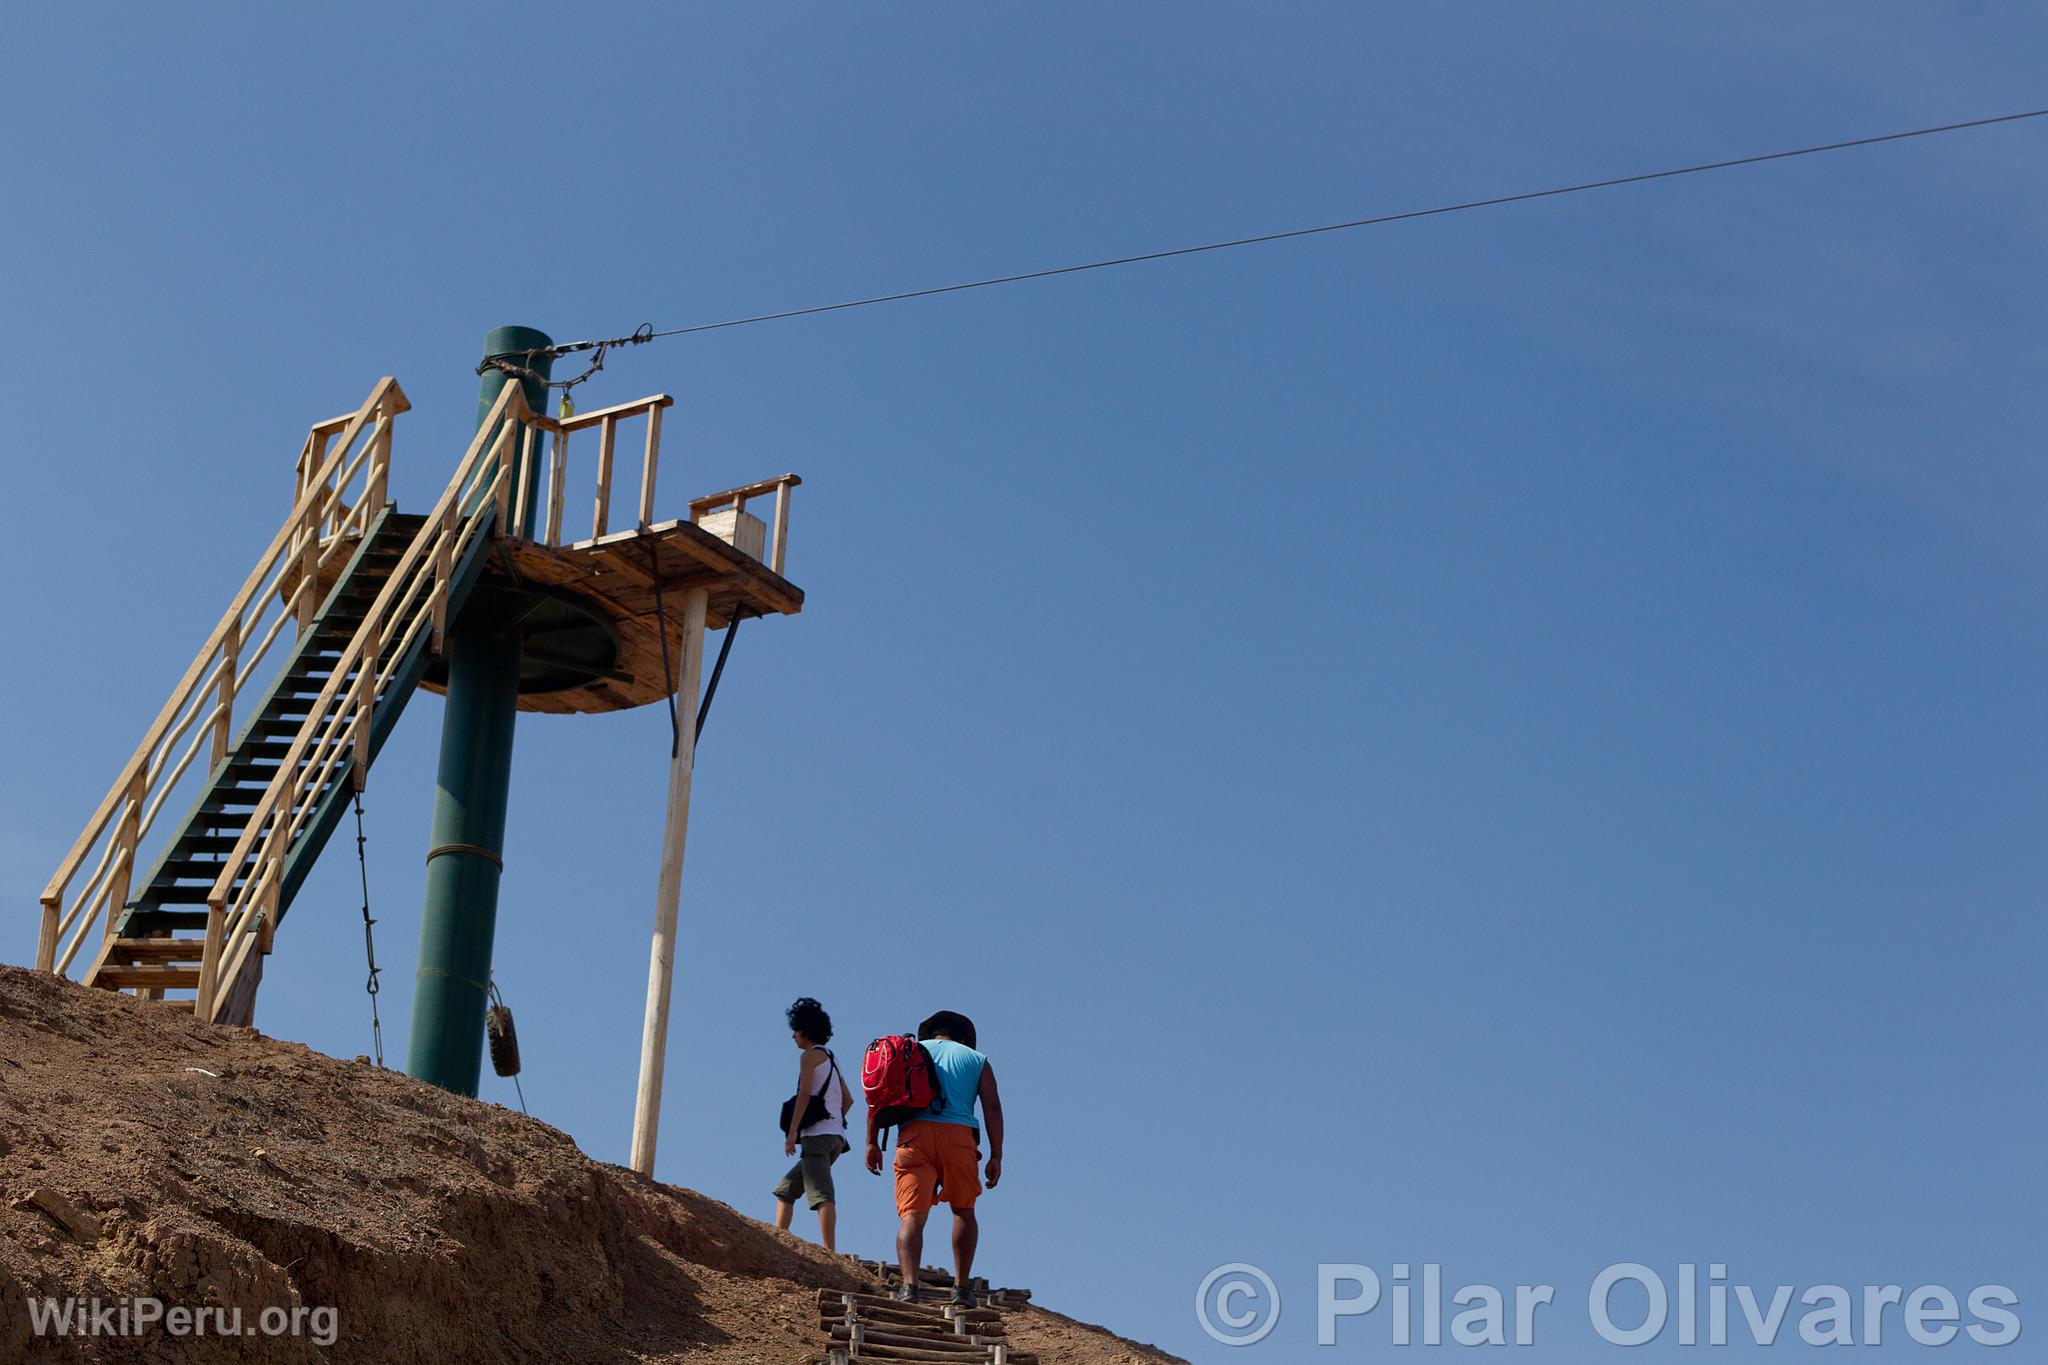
[
  {"left": 83, "top": 507, "right": 494, "bottom": 1021},
  {"left": 38, "top": 378, "right": 533, "bottom": 1023}
]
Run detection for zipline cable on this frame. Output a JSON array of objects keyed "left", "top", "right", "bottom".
[{"left": 483, "top": 105, "right": 2046, "bottom": 371}]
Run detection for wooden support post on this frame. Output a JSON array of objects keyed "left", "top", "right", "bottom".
[
  {"left": 628, "top": 585, "right": 710, "bottom": 1177},
  {"left": 36, "top": 895, "right": 59, "bottom": 972},
  {"left": 294, "top": 504, "right": 320, "bottom": 633},
  {"left": 545, "top": 427, "right": 568, "bottom": 546},
  {"left": 196, "top": 899, "right": 226, "bottom": 1020},
  {"left": 212, "top": 632, "right": 239, "bottom": 769},
  {"left": 493, "top": 426, "right": 516, "bottom": 528},
  {"left": 367, "top": 408, "right": 393, "bottom": 510},
  {"left": 512, "top": 424, "right": 536, "bottom": 536},
  {"left": 637, "top": 404, "right": 663, "bottom": 527},
  {"left": 771, "top": 480, "right": 791, "bottom": 575},
  {"left": 106, "top": 772, "right": 144, "bottom": 944},
  {"left": 432, "top": 499, "right": 457, "bottom": 654},
  {"left": 302, "top": 429, "right": 333, "bottom": 508},
  {"left": 593, "top": 416, "right": 616, "bottom": 538}
]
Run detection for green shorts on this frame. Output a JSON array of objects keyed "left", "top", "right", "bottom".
[{"left": 772, "top": 1134, "right": 851, "bottom": 1209}]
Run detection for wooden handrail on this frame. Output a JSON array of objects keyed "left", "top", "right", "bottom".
[
  {"left": 686, "top": 474, "right": 803, "bottom": 516},
  {"left": 38, "top": 378, "right": 409, "bottom": 970},
  {"left": 558, "top": 393, "right": 671, "bottom": 433},
  {"left": 199, "top": 385, "right": 535, "bottom": 1017}
]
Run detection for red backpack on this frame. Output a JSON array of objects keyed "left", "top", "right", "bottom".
[{"left": 863, "top": 1035, "right": 939, "bottom": 1145}]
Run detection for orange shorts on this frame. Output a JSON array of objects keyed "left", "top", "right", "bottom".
[{"left": 893, "top": 1120, "right": 982, "bottom": 1216}]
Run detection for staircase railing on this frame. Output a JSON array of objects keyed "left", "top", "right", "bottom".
[
  {"left": 36, "top": 379, "right": 410, "bottom": 975},
  {"left": 196, "top": 383, "right": 540, "bottom": 1019}
]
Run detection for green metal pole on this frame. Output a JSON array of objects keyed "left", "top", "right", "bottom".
[{"left": 406, "top": 326, "right": 552, "bottom": 1095}]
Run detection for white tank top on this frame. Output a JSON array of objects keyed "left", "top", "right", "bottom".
[{"left": 800, "top": 1049, "right": 846, "bottom": 1139}]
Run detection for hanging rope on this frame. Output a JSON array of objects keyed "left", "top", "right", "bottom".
[{"left": 351, "top": 790, "right": 386, "bottom": 1069}]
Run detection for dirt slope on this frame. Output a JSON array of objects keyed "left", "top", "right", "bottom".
[{"left": 0, "top": 965, "right": 1181, "bottom": 1365}]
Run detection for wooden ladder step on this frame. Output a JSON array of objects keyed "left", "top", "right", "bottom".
[
  {"left": 829, "top": 1328, "right": 993, "bottom": 1354},
  {"left": 821, "top": 1312, "right": 1003, "bottom": 1336},
  {"left": 838, "top": 1348, "right": 1001, "bottom": 1365},
  {"left": 825, "top": 1293, "right": 954, "bottom": 1321},
  {"left": 820, "top": 1303, "right": 1004, "bottom": 1328}
]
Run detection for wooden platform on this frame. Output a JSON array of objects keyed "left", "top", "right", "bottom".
[{"left": 420, "top": 518, "right": 805, "bottom": 715}]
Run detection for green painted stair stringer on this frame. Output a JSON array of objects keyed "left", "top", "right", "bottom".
[{"left": 112, "top": 503, "right": 500, "bottom": 940}]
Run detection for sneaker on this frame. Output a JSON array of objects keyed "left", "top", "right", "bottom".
[
  {"left": 892, "top": 1282, "right": 922, "bottom": 1303},
  {"left": 950, "top": 1285, "right": 976, "bottom": 1308}
]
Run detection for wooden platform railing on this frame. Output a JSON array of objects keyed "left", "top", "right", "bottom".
[
  {"left": 196, "top": 383, "right": 532, "bottom": 1020},
  {"left": 512, "top": 393, "right": 675, "bottom": 547},
  {"left": 518, "top": 392, "right": 798, "bottom": 574},
  {"left": 36, "top": 379, "right": 410, "bottom": 975},
  {"left": 688, "top": 475, "right": 801, "bottom": 576}
]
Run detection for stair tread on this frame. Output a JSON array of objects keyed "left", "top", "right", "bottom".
[
  {"left": 122, "top": 911, "right": 212, "bottom": 931},
  {"left": 150, "top": 864, "right": 251, "bottom": 889},
  {"left": 232, "top": 741, "right": 301, "bottom": 759},
  {"left": 151, "top": 863, "right": 245, "bottom": 885},
  {"left": 166, "top": 836, "right": 243, "bottom": 853},
  {"left": 95, "top": 964, "right": 201, "bottom": 989},
  {"left": 142, "top": 886, "right": 222, "bottom": 904},
  {"left": 204, "top": 776, "right": 333, "bottom": 799},
  {"left": 106, "top": 938, "right": 209, "bottom": 962}
]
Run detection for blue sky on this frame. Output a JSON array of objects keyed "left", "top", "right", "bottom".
[{"left": 4, "top": 4, "right": 2043, "bottom": 1359}]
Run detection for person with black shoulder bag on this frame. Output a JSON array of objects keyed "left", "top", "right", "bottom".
[{"left": 772, "top": 997, "right": 855, "bottom": 1250}]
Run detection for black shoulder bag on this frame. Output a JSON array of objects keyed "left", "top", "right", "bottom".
[{"left": 777, "top": 1052, "right": 840, "bottom": 1135}]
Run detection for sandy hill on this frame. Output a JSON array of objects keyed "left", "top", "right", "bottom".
[{"left": 0, "top": 964, "right": 1182, "bottom": 1365}]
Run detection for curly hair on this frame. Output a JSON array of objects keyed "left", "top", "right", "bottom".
[{"left": 785, "top": 997, "right": 833, "bottom": 1045}]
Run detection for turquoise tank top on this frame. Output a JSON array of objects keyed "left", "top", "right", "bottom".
[{"left": 921, "top": 1039, "right": 986, "bottom": 1131}]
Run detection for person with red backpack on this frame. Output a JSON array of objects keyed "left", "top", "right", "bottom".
[
  {"left": 772, "top": 997, "right": 855, "bottom": 1251},
  {"left": 863, "top": 1010, "right": 1004, "bottom": 1305}
]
